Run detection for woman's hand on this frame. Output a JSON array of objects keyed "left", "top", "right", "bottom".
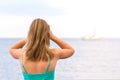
[
  {"left": 49, "top": 31, "right": 55, "bottom": 40},
  {"left": 24, "top": 38, "right": 27, "bottom": 43}
]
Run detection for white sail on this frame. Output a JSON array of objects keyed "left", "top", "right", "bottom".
[{"left": 81, "top": 27, "right": 103, "bottom": 40}]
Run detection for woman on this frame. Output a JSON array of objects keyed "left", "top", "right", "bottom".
[{"left": 9, "top": 18, "right": 75, "bottom": 80}]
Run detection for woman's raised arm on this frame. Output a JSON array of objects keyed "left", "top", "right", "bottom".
[
  {"left": 50, "top": 31, "right": 75, "bottom": 59},
  {"left": 9, "top": 38, "right": 26, "bottom": 59}
]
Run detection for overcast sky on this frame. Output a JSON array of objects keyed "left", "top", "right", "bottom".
[{"left": 0, "top": 0, "right": 120, "bottom": 38}]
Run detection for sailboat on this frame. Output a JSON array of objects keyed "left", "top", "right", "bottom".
[
  {"left": 81, "top": 33, "right": 103, "bottom": 40},
  {"left": 81, "top": 27, "right": 103, "bottom": 40}
]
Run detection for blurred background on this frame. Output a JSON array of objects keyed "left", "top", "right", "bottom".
[
  {"left": 0, "top": 0, "right": 120, "bottom": 38},
  {"left": 0, "top": 0, "right": 120, "bottom": 80}
]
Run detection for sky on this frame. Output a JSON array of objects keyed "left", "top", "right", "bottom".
[{"left": 0, "top": 0, "right": 120, "bottom": 38}]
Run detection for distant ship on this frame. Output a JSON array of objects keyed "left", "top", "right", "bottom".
[
  {"left": 81, "top": 27, "right": 103, "bottom": 40},
  {"left": 81, "top": 34, "right": 103, "bottom": 40}
]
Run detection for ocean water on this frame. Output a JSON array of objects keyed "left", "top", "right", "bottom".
[{"left": 0, "top": 38, "right": 120, "bottom": 80}]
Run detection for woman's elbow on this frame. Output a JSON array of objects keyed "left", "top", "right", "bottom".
[
  {"left": 71, "top": 48, "right": 75, "bottom": 55},
  {"left": 9, "top": 49, "right": 14, "bottom": 57},
  {"left": 69, "top": 48, "right": 75, "bottom": 57},
  {"left": 9, "top": 48, "right": 12, "bottom": 54}
]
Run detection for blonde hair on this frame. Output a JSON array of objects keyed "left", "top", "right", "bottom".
[{"left": 26, "top": 18, "right": 54, "bottom": 61}]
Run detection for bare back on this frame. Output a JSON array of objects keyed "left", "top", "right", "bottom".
[{"left": 18, "top": 49, "right": 58, "bottom": 74}]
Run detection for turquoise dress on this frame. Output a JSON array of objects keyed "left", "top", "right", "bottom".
[{"left": 22, "top": 50, "right": 55, "bottom": 80}]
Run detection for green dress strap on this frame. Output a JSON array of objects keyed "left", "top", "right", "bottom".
[
  {"left": 45, "top": 60, "right": 52, "bottom": 73},
  {"left": 22, "top": 48, "right": 28, "bottom": 73}
]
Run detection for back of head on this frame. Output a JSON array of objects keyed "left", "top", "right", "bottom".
[{"left": 26, "top": 18, "right": 54, "bottom": 61}]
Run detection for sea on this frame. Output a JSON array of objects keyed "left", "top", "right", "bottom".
[{"left": 0, "top": 38, "right": 120, "bottom": 80}]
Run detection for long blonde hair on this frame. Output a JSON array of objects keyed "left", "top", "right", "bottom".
[{"left": 26, "top": 18, "right": 54, "bottom": 61}]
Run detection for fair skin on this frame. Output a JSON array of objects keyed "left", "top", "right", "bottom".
[{"left": 9, "top": 31, "right": 74, "bottom": 74}]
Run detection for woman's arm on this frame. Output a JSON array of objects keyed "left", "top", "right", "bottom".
[
  {"left": 9, "top": 38, "right": 26, "bottom": 59},
  {"left": 50, "top": 31, "right": 75, "bottom": 59}
]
